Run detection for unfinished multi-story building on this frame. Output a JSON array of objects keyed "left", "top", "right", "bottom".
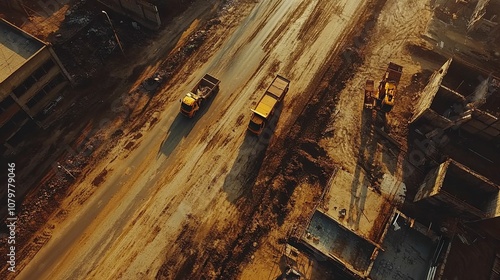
[
  {"left": 411, "top": 58, "right": 500, "bottom": 183},
  {"left": 0, "top": 18, "right": 71, "bottom": 152},
  {"left": 429, "top": 0, "right": 500, "bottom": 72},
  {"left": 465, "top": 0, "right": 500, "bottom": 41},
  {"left": 411, "top": 58, "right": 499, "bottom": 142},
  {"left": 410, "top": 57, "right": 500, "bottom": 280},
  {"left": 296, "top": 57, "right": 500, "bottom": 280},
  {"left": 413, "top": 159, "right": 500, "bottom": 280}
]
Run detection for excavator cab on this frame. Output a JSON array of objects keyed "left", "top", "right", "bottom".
[
  {"left": 365, "top": 63, "right": 402, "bottom": 113},
  {"left": 378, "top": 81, "right": 396, "bottom": 112}
]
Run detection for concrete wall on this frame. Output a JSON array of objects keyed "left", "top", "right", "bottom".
[
  {"left": 0, "top": 47, "right": 51, "bottom": 95},
  {"left": 0, "top": 46, "right": 68, "bottom": 118},
  {"left": 484, "top": 191, "right": 500, "bottom": 218},
  {"left": 468, "top": 0, "right": 500, "bottom": 42},
  {"left": 0, "top": 101, "right": 22, "bottom": 127},
  {"left": 437, "top": 191, "right": 486, "bottom": 219},
  {"left": 414, "top": 161, "right": 448, "bottom": 202},
  {"left": 423, "top": 110, "right": 454, "bottom": 132},
  {"left": 416, "top": 159, "right": 500, "bottom": 220},
  {"left": 0, "top": 45, "right": 70, "bottom": 145},
  {"left": 411, "top": 59, "right": 499, "bottom": 145},
  {"left": 411, "top": 59, "right": 452, "bottom": 124},
  {"left": 0, "top": 0, "right": 22, "bottom": 10}
]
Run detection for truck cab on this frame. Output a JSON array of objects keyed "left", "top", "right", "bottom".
[
  {"left": 180, "top": 92, "right": 201, "bottom": 118},
  {"left": 248, "top": 112, "right": 267, "bottom": 134}
]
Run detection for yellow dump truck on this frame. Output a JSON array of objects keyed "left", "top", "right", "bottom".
[
  {"left": 364, "top": 62, "right": 403, "bottom": 112},
  {"left": 180, "top": 74, "right": 220, "bottom": 118},
  {"left": 248, "top": 75, "right": 290, "bottom": 135}
]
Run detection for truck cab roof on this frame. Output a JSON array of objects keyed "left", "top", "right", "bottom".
[{"left": 182, "top": 92, "right": 199, "bottom": 106}]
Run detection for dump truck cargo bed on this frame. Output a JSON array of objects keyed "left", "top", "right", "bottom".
[
  {"left": 194, "top": 74, "right": 220, "bottom": 98},
  {"left": 266, "top": 75, "right": 290, "bottom": 101},
  {"left": 252, "top": 94, "right": 279, "bottom": 118}
]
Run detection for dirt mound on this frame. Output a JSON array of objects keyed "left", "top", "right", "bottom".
[
  {"left": 157, "top": 118, "right": 337, "bottom": 280},
  {"left": 284, "top": 139, "right": 333, "bottom": 185}
]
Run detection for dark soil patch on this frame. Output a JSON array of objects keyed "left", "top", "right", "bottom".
[
  {"left": 173, "top": 251, "right": 199, "bottom": 280},
  {"left": 133, "top": 133, "right": 143, "bottom": 140},
  {"left": 124, "top": 141, "right": 135, "bottom": 150},
  {"left": 92, "top": 169, "right": 108, "bottom": 186},
  {"left": 111, "top": 129, "right": 124, "bottom": 138}
]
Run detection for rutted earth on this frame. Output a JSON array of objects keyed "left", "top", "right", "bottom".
[{"left": 2, "top": 0, "right": 439, "bottom": 279}]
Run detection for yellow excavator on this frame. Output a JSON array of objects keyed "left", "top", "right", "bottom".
[{"left": 364, "top": 62, "right": 403, "bottom": 113}]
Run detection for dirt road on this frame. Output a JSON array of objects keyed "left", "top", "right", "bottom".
[{"left": 15, "top": 0, "right": 368, "bottom": 279}]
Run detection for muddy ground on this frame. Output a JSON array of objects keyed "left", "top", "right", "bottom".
[{"left": 1, "top": 0, "right": 494, "bottom": 279}]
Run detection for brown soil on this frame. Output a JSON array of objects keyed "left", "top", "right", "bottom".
[{"left": 2, "top": 0, "right": 496, "bottom": 279}]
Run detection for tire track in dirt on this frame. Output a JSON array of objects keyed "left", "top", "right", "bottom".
[{"left": 67, "top": 11, "right": 282, "bottom": 274}]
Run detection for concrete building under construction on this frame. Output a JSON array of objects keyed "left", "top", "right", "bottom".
[
  {"left": 0, "top": 18, "right": 71, "bottom": 153},
  {"left": 411, "top": 58, "right": 500, "bottom": 183},
  {"left": 411, "top": 59, "right": 499, "bottom": 143},
  {"left": 412, "top": 158, "right": 500, "bottom": 279},
  {"left": 409, "top": 56, "right": 500, "bottom": 280}
]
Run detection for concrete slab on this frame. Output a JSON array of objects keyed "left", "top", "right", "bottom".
[
  {"left": 369, "top": 213, "right": 436, "bottom": 280},
  {"left": 319, "top": 168, "right": 405, "bottom": 243},
  {"left": 303, "top": 210, "right": 375, "bottom": 276},
  {"left": 0, "top": 19, "right": 44, "bottom": 84}
]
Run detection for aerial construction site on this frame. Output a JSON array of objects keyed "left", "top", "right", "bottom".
[{"left": 0, "top": 0, "right": 499, "bottom": 279}]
